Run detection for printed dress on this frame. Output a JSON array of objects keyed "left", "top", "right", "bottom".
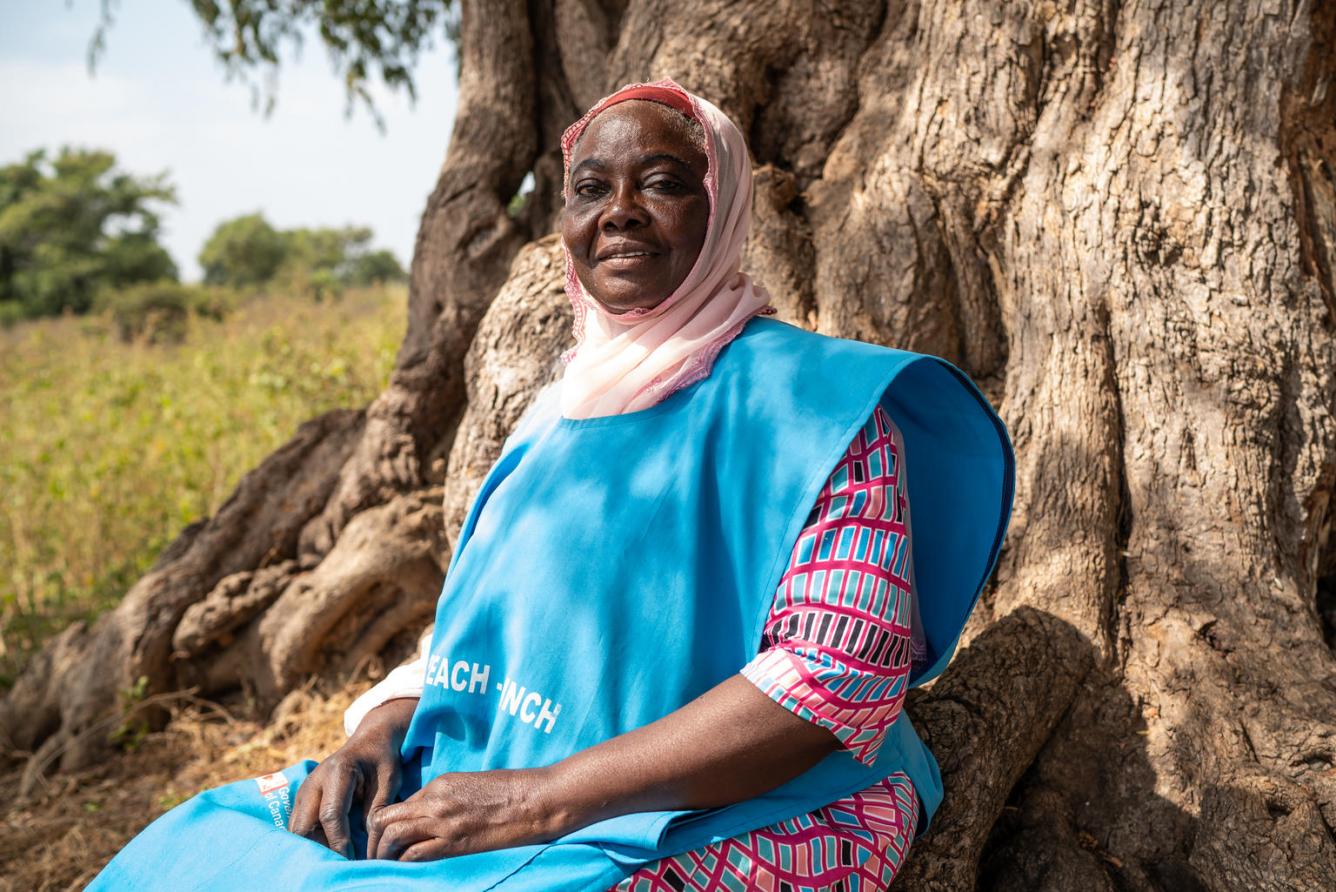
[{"left": 343, "top": 405, "right": 925, "bottom": 891}]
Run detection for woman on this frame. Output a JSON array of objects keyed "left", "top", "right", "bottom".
[{"left": 89, "top": 79, "right": 1014, "bottom": 891}]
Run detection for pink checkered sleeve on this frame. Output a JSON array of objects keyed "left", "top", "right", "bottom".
[{"left": 740, "top": 405, "right": 921, "bottom": 767}]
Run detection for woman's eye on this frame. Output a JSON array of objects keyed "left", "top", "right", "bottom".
[{"left": 648, "top": 179, "right": 682, "bottom": 192}]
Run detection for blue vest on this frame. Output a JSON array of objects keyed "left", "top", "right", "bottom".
[
  {"left": 394, "top": 315, "right": 1015, "bottom": 888},
  {"left": 87, "top": 315, "right": 1014, "bottom": 892}
]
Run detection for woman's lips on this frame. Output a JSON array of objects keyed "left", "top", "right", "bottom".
[{"left": 600, "top": 252, "right": 659, "bottom": 268}]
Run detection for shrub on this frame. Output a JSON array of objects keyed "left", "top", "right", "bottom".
[{"left": 95, "top": 280, "right": 235, "bottom": 344}]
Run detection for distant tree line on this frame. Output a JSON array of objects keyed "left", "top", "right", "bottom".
[
  {"left": 199, "top": 213, "right": 406, "bottom": 299},
  {"left": 0, "top": 147, "right": 406, "bottom": 329}
]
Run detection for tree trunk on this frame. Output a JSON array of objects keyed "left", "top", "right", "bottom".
[{"left": 4, "top": 0, "right": 1334, "bottom": 888}]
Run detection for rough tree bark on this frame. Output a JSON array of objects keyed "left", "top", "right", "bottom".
[{"left": 4, "top": 1, "right": 1334, "bottom": 888}]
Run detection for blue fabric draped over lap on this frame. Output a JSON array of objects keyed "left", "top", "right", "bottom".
[{"left": 89, "top": 316, "right": 1015, "bottom": 891}]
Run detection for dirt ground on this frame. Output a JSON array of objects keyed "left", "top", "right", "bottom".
[{"left": 0, "top": 676, "right": 372, "bottom": 891}]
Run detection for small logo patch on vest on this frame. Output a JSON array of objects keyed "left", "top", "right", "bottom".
[
  {"left": 255, "top": 772, "right": 293, "bottom": 827},
  {"left": 255, "top": 772, "right": 288, "bottom": 795}
]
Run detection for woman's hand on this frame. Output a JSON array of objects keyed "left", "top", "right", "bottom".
[
  {"left": 287, "top": 696, "right": 419, "bottom": 858},
  {"left": 366, "top": 767, "right": 560, "bottom": 862},
  {"left": 347, "top": 676, "right": 837, "bottom": 864},
  {"left": 364, "top": 676, "right": 839, "bottom": 863}
]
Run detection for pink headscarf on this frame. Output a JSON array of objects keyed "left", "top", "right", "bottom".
[{"left": 557, "top": 78, "right": 777, "bottom": 419}]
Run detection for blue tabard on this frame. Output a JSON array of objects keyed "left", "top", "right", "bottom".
[{"left": 88, "top": 315, "right": 1014, "bottom": 892}]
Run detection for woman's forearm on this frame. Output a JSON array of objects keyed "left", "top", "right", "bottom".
[{"left": 536, "top": 673, "right": 841, "bottom": 835}]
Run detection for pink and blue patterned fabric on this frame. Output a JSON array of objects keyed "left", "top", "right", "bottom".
[{"left": 614, "top": 404, "right": 921, "bottom": 891}]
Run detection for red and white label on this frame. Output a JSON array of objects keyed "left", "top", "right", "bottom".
[{"left": 255, "top": 772, "right": 288, "bottom": 795}]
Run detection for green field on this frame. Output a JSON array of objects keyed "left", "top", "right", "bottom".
[{"left": 0, "top": 286, "right": 406, "bottom": 689}]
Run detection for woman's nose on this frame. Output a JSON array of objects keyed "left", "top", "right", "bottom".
[{"left": 600, "top": 182, "right": 648, "bottom": 230}]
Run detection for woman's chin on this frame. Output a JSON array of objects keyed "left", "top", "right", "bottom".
[{"left": 591, "top": 290, "right": 671, "bottom": 314}]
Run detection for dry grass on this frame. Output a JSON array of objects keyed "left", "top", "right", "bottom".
[{"left": 0, "top": 673, "right": 378, "bottom": 891}]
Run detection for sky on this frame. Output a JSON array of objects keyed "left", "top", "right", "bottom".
[{"left": 0, "top": 0, "right": 460, "bottom": 281}]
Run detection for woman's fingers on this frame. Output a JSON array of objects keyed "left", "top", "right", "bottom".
[
  {"left": 366, "top": 799, "right": 405, "bottom": 860},
  {"left": 317, "top": 764, "right": 360, "bottom": 858},
  {"left": 371, "top": 813, "right": 439, "bottom": 861},
  {"left": 287, "top": 771, "right": 326, "bottom": 840},
  {"left": 360, "top": 761, "right": 402, "bottom": 858},
  {"left": 398, "top": 837, "right": 454, "bottom": 862}
]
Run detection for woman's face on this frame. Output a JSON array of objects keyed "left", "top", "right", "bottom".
[{"left": 561, "top": 100, "right": 710, "bottom": 314}]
